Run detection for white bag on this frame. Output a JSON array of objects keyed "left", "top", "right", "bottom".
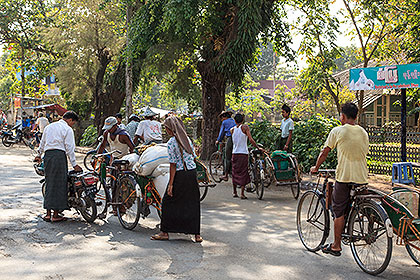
[
  {"left": 151, "top": 163, "right": 170, "bottom": 177},
  {"left": 153, "top": 173, "right": 169, "bottom": 197},
  {"left": 121, "top": 153, "right": 140, "bottom": 168},
  {"left": 134, "top": 145, "right": 169, "bottom": 176}
]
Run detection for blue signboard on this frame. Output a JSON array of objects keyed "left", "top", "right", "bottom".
[{"left": 349, "top": 63, "right": 420, "bottom": 90}]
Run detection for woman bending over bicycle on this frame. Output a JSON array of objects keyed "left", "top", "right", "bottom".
[{"left": 310, "top": 102, "right": 369, "bottom": 256}]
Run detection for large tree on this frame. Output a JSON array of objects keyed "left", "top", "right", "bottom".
[{"left": 130, "top": 0, "right": 292, "bottom": 158}]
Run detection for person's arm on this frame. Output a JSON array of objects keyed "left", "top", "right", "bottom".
[
  {"left": 64, "top": 127, "right": 81, "bottom": 171},
  {"left": 167, "top": 163, "right": 176, "bottom": 197},
  {"left": 311, "top": 147, "right": 331, "bottom": 173},
  {"left": 31, "top": 123, "right": 39, "bottom": 132},
  {"left": 242, "top": 125, "right": 258, "bottom": 148},
  {"left": 216, "top": 121, "right": 225, "bottom": 144},
  {"left": 35, "top": 127, "right": 47, "bottom": 162},
  {"left": 285, "top": 130, "right": 293, "bottom": 150},
  {"left": 97, "top": 131, "right": 108, "bottom": 154},
  {"left": 121, "top": 134, "right": 135, "bottom": 153}
]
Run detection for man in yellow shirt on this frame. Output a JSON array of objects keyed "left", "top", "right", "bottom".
[{"left": 311, "top": 102, "right": 369, "bottom": 256}]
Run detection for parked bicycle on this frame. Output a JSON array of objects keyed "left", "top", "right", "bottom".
[
  {"left": 247, "top": 146, "right": 267, "bottom": 200},
  {"left": 209, "top": 142, "right": 226, "bottom": 183},
  {"left": 296, "top": 170, "right": 393, "bottom": 275}
]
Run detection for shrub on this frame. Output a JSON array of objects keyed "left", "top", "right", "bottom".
[
  {"left": 249, "top": 120, "right": 282, "bottom": 151},
  {"left": 80, "top": 125, "right": 98, "bottom": 147},
  {"left": 293, "top": 115, "right": 340, "bottom": 172}
]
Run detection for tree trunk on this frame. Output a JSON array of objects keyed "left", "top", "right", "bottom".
[
  {"left": 357, "top": 89, "right": 365, "bottom": 125},
  {"left": 125, "top": 3, "right": 134, "bottom": 119},
  {"left": 198, "top": 61, "right": 226, "bottom": 160}
]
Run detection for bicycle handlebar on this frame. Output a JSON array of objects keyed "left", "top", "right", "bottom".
[{"left": 93, "top": 150, "right": 122, "bottom": 159}]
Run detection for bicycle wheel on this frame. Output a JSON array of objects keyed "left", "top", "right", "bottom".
[
  {"left": 95, "top": 180, "right": 111, "bottom": 219},
  {"left": 84, "top": 151, "right": 96, "bottom": 171},
  {"left": 263, "top": 156, "right": 275, "bottom": 187},
  {"left": 296, "top": 190, "right": 330, "bottom": 252},
  {"left": 209, "top": 152, "right": 223, "bottom": 183},
  {"left": 78, "top": 195, "right": 98, "bottom": 223},
  {"left": 406, "top": 240, "right": 420, "bottom": 265},
  {"left": 199, "top": 184, "right": 209, "bottom": 202},
  {"left": 116, "top": 175, "right": 141, "bottom": 230},
  {"left": 2, "top": 134, "right": 13, "bottom": 147},
  {"left": 255, "top": 161, "right": 264, "bottom": 200},
  {"left": 348, "top": 201, "right": 392, "bottom": 275}
]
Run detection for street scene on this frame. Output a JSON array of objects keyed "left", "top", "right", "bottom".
[
  {"left": 2, "top": 0, "right": 420, "bottom": 280},
  {"left": 0, "top": 145, "right": 419, "bottom": 280}
]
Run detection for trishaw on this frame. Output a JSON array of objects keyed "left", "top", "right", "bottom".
[
  {"left": 381, "top": 185, "right": 420, "bottom": 265},
  {"left": 263, "top": 150, "right": 301, "bottom": 199}
]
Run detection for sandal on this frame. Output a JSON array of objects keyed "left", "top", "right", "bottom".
[
  {"left": 233, "top": 193, "right": 239, "bottom": 198},
  {"left": 42, "top": 215, "right": 51, "bottom": 222},
  {"left": 51, "top": 216, "right": 68, "bottom": 222},
  {"left": 151, "top": 234, "right": 169, "bottom": 241},
  {"left": 194, "top": 236, "right": 203, "bottom": 243},
  {"left": 241, "top": 196, "right": 248, "bottom": 200},
  {"left": 322, "top": 243, "right": 341, "bottom": 256}
]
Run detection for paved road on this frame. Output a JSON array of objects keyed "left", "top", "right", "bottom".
[{"left": 0, "top": 145, "right": 419, "bottom": 280}]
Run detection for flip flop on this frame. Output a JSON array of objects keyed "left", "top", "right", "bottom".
[
  {"left": 233, "top": 194, "right": 239, "bottom": 198},
  {"left": 194, "top": 236, "right": 203, "bottom": 243},
  {"left": 151, "top": 234, "right": 169, "bottom": 241},
  {"left": 51, "top": 216, "right": 68, "bottom": 223},
  {"left": 42, "top": 215, "right": 51, "bottom": 222},
  {"left": 241, "top": 196, "right": 248, "bottom": 200},
  {"left": 322, "top": 243, "right": 341, "bottom": 256}
]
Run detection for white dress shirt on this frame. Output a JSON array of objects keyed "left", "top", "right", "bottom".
[{"left": 38, "top": 119, "right": 77, "bottom": 167}]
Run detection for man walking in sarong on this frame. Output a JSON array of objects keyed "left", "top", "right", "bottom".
[{"left": 35, "top": 111, "right": 82, "bottom": 222}]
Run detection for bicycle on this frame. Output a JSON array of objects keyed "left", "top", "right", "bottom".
[
  {"left": 247, "top": 147, "right": 266, "bottom": 200},
  {"left": 296, "top": 170, "right": 393, "bottom": 275},
  {"left": 209, "top": 142, "right": 226, "bottom": 183}
]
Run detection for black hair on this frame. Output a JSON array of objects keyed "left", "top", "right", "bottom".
[
  {"left": 63, "top": 111, "right": 79, "bottom": 122},
  {"left": 234, "top": 113, "right": 244, "bottom": 124},
  {"left": 341, "top": 102, "right": 358, "bottom": 120},
  {"left": 129, "top": 116, "right": 140, "bottom": 122},
  {"left": 115, "top": 113, "right": 123, "bottom": 119},
  {"left": 220, "top": 111, "right": 232, "bottom": 119},
  {"left": 39, "top": 113, "right": 44, "bottom": 117},
  {"left": 281, "top": 104, "right": 291, "bottom": 114}
]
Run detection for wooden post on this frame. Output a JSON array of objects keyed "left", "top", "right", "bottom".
[{"left": 401, "top": 88, "right": 407, "bottom": 162}]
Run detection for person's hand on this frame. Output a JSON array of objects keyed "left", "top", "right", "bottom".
[
  {"left": 167, "top": 184, "right": 174, "bottom": 197},
  {"left": 284, "top": 144, "right": 288, "bottom": 150},
  {"left": 34, "top": 156, "right": 41, "bottom": 163},
  {"left": 215, "top": 141, "right": 219, "bottom": 146},
  {"left": 73, "top": 165, "right": 82, "bottom": 172},
  {"left": 310, "top": 166, "right": 318, "bottom": 174}
]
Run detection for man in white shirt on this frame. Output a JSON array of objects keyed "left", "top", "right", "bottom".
[
  {"left": 32, "top": 112, "right": 50, "bottom": 143},
  {"left": 134, "top": 107, "right": 163, "bottom": 145},
  {"left": 35, "top": 111, "right": 82, "bottom": 222}
]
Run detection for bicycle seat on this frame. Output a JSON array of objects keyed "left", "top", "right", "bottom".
[{"left": 112, "top": 160, "right": 129, "bottom": 166}]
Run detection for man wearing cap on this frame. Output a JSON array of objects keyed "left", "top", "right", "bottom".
[
  {"left": 98, "top": 116, "right": 134, "bottom": 158},
  {"left": 216, "top": 111, "right": 235, "bottom": 181},
  {"left": 134, "top": 107, "right": 163, "bottom": 145},
  {"left": 125, "top": 114, "right": 141, "bottom": 140}
]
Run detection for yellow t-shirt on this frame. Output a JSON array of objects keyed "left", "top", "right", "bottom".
[{"left": 324, "top": 124, "right": 369, "bottom": 184}]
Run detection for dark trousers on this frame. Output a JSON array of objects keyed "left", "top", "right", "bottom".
[
  {"left": 279, "top": 137, "right": 293, "bottom": 153},
  {"left": 224, "top": 136, "right": 233, "bottom": 175}
]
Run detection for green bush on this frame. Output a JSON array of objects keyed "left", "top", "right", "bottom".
[
  {"left": 294, "top": 115, "right": 340, "bottom": 172},
  {"left": 80, "top": 125, "right": 98, "bottom": 147},
  {"left": 249, "top": 120, "right": 282, "bottom": 151}
]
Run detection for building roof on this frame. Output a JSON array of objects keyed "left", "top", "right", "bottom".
[
  {"left": 22, "top": 103, "right": 67, "bottom": 115},
  {"left": 250, "top": 80, "right": 296, "bottom": 97}
]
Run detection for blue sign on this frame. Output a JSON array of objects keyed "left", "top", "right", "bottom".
[{"left": 349, "top": 63, "right": 420, "bottom": 91}]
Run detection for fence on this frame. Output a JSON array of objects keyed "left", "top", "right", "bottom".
[
  {"left": 366, "top": 127, "right": 420, "bottom": 144},
  {"left": 368, "top": 144, "right": 420, "bottom": 177}
]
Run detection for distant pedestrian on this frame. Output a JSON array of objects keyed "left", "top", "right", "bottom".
[
  {"left": 134, "top": 107, "right": 162, "bottom": 145},
  {"left": 215, "top": 111, "right": 235, "bottom": 181},
  {"left": 35, "top": 111, "right": 82, "bottom": 222},
  {"left": 230, "top": 113, "right": 261, "bottom": 199},
  {"left": 125, "top": 114, "right": 140, "bottom": 141},
  {"left": 115, "top": 113, "right": 126, "bottom": 129},
  {"left": 279, "top": 104, "right": 294, "bottom": 153},
  {"left": 151, "top": 116, "right": 202, "bottom": 243}
]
